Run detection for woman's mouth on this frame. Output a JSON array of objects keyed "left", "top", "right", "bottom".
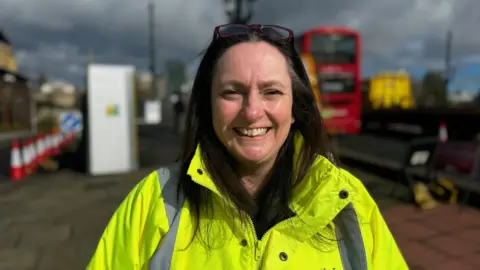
[{"left": 234, "top": 127, "right": 272, "bottom": 137}]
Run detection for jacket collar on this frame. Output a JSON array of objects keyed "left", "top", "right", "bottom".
[{"left": 186, "top": 133, "right": 356, "bottom": 233}]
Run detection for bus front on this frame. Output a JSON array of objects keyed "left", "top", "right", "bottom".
[{"left": 304, "top": 27, "right": 362, "bottom": 135}]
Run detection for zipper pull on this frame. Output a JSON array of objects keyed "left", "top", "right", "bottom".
[{"left": 254, "top": 241, "right": 261, "bottom": 260}]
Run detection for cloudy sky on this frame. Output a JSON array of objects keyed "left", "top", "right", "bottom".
[{"left": 1, "top": 0, "right": 479, "bottom": 92}]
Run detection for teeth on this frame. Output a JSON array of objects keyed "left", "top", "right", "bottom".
[{"left": 236, "top": 128, "right": 268, "bottom": 137}]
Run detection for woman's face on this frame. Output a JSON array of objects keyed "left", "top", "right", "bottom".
[{"left": 211, "top": 41, "right": 294, "bottom": 167}]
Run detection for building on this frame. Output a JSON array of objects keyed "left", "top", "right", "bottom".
[
  {"left": 0, "top": 30, "right": 17, "bottom": 73},
  {"left": 448, "top": 90, "right": 475, "bottom": 106},
  {"left": 0, "top": 28, "right": 32, "bottom": 131},
  {"left": 165, "top": 60, "right": 186, "bottom": 95},
  {"left": 135, "top": 72, "right": 166, "bottom": 100},
  {"left": 135, "top": 72, "right": 166, "bottom": 120}
]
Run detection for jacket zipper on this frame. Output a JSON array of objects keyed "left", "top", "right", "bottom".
[
  {"left": 192, "top": 182, "right": 296, "bottom": 262},
  {"left": 247, "top": 216, "right": 261, "bottom": 261},
  {"left": 247, "top": 215, "right": 296, "bottom": 261}
]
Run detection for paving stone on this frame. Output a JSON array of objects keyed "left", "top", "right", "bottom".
[
  {"left": 399, "top": 241, "right": 452, "bottom": 269},
  {"left": 460, "top": 251, "right": 480, "bottom": 268},
  {"left": 432, "top": 260, "right": 477, "bottom": 270},
  {"left": 382, "top": 204, "right": 425, "bottom": 224},
  {"left": 0, "top": 248, "right": 38, "bottom": 270},
  {"left": 18, "top": 224, "right": 72, "bottom": 249},
  {"left": 74, "top": 231, "right": 105, "bottom": 268},
  {"left": 424, "top": 235, "right": 480, "bottom": 258},
  {"left": 66, "top": 202, "right": 117, "bottom": 237},
  {"left": 36, "top": 242, "right": 85, "bottom": 270},
  {"left": 0, "top": 230, "right": 20, "bottom": 249},
  {"left": 388, "top": 220, "right": 439, "bottom": 240},
  {"left": 456, "top": 227, "right": 480, "bottom": 244},
  {"left": 417, "top": 209, "right": 480, "bottom": 232}
]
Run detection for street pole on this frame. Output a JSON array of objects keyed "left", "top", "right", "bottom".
[
  {"left": 148, "top": 0, "right": 157, "bottom": 99},
  {"left": 444, "top": 1, "right": 456, "bottom": 87},
  {"left": 225, "top": 0, "right": 256, "bottom": 24},
  {"left": 234, "top": 0, "right": 242, "bottom": 23},
  {"left": 444, "top": 28, "right": 452, "bottom": 86}
]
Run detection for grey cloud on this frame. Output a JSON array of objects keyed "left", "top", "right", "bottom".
[
  {"left": 0, "top": 0, "right": 227, "bottom": 83},
  {"left": 252, "top": 0, "right": 362, "bottom": 32},
  {"left": 0, "top": 0, "right": 479, "bottom": 85}
]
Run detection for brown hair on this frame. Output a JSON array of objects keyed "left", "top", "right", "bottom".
[{"left": 176, "top": 31, "right": 332, "bottom": 246}]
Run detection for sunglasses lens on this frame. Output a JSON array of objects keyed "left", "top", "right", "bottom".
[
  {"left": 217, "top": 25, "right": 250, "bottom": 37},
  {"left": 260, "top": 26, "right": 290, "bottom": 40},
  {"left": 217, "top": 25, "right": 291, "bottom": 40}
]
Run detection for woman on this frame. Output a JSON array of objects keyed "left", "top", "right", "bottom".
[{"left": 88, "top": 24, "right": 407, "bottom": 270}]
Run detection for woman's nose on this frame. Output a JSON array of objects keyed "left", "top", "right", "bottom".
[{"left": 242, "top": 93, "right": 264, "bottom": 121}]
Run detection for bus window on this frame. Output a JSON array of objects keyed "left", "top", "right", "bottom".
[{"left": 310, "top": 34, "right": 356, "bottom": 65}]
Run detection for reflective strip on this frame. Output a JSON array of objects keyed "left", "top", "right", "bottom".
[
  {"left": 149, "top": 164, "right": 184, "bottom": 270},
  {"left": 334, "top": 202, "right": 368, "bottom": 270},
  {"left": 327, "top": 151, "right": 337, "bottom": 166}
]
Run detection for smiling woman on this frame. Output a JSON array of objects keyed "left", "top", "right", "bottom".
[
  {"left": 88, "top": 24, "right": 407, "bottom": 270},
  {"left": 211, "top": 41, "right": 295, "bottom": 183}
]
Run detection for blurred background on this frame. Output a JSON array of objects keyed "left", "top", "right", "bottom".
[{"left": 1, "top": 0, "right": 480, "bottom": 269}]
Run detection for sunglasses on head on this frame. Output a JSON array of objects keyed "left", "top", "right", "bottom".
[{"left": 213, "top": 24, "right": 294, "bottom": 42}]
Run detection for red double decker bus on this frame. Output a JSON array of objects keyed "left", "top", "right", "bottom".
[{"left": 295, "top": 26, "right": 362, "bottom": 135}]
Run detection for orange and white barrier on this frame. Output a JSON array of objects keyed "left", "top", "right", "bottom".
[
  {"left": 36, "top": 134, "right": 45, "bottom": 165},
  {"left": 21, "top": 140, "right": 33, "bottom": 176},
  {"left": 9, "top": 140, "right": 24, "bottom": 181},
  {"left": 8, "top": 129, "right": 78, "bottom": 181},
  {"left": 27, "top": 139, "right": 37, "bottom": 174}
]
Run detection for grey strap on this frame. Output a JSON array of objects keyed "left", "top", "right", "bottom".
[
  {"left": 327, "top": 151, "right": 338, "bottom": 166},
  {"left": 149, "top": 164, "right": 185, "bottom": 270},
  {"left": 334, "top": 202, "right": 368, "bottom": 270}
]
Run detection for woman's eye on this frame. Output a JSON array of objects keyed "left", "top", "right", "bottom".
[
  {"left": 220, "top": 89, "right": 241, "bottom": 99},
  {"left": 265, "top": 89, "right": 283, "bottom": 95},
  {"left": 222, "top": 90, "right": 238, "bottom": 95}
]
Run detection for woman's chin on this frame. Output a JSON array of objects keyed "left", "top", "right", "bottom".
[{"left": 233, "top": 148, "right": 269, "bottom": 164}]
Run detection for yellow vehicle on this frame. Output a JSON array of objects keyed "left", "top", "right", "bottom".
[
  {"left": 300, "top": 53, "right": 321, "bottom": 106},
  {"left": 369, "top": 70, "right": 415, "bottom": 109}
]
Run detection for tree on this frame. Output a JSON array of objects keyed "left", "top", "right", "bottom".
[
  {"left": 418, "top": 71, "right": 448, "bottom": 107},
  {"left": 37, "top": 71, "right": 47, "bottom": 85},
  {"left": 474, "top": 89, "right": 480, "bottom": 106}
]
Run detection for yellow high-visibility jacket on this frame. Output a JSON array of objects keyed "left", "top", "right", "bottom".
[{"left": 88, "top": 135, "right": 407, "bottom": 270}]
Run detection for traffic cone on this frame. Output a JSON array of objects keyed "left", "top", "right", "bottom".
[
  {"left": 29, "top": 139, "right": 37, "bottom": 173},
  {"left": 22, "top": 140, "right": 32, "bottom": 175},
  {"left": 439, "top": 121, "right": 448, "bottom": 143},
  {"left": 10, "top": 140, "right": 24, "bottom": 181}
]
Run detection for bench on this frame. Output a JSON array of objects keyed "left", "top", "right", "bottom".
[
  {"left": 415, "top": 141, "right": 480, "bottom": 207},
  {"left": 334, "top": 134, "right": 439, "bottom": 200}
]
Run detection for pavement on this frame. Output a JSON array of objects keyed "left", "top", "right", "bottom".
[
  {"left": 0, "top": 169, "right": 150, "bottom": 270},
  {"left": 346, "top": 160, "right": 480, "bottom": 269},
  {"left": 1, "top": 127, "right": 480, "bottom": 269},
  {"left": 385, "top": 204, "right": 480, "bottom": 269}
]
